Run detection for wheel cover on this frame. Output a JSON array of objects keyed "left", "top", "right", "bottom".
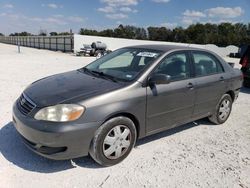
[
  {"left": 103, "top": 125, "right": 131, "bottom": 160},
  {"left": 219, "top": 99, "right": 231, "bottom": 121},
  {"left": 97, "top": 53, "right": 102, "bottom": 58}
]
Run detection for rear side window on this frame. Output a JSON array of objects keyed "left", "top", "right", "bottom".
[{"left": 192, "top": 52, "right": 224, "bottom": 77}]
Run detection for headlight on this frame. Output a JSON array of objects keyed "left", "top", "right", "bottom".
[{"left": 34, "top": 104, "right": 85, "bottom": 122}]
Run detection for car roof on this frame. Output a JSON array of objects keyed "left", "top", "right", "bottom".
[{"left": 125, "top": 44, "right": 203, "bottom": 52}]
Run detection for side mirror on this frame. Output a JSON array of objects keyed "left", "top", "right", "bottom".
[{"left": 148, "top": 74, "right": 171, "bottom": 85}]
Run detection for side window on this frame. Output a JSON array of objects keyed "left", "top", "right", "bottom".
[
  {"left": 192, "top": 52, "right": 224, "bottom": 77},
  {"left": 154, "top": 52, "right": 190, "bottom": 81}
]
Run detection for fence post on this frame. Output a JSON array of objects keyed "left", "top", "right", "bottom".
[
  {"left": 71, "top": 35, "right": 73, "bottom": 52},
  {"left": 42, "top": 37, "right": 44, "bottom": 49},
  {"left": 55, "top": 37, "right": 58, "bottom": 51},
  {"left": 17, "top": 36, "right": 20, "bottom": 53},
  {"left": 49, "top": 38, "right": 51, "bottom": 50},
  {"left": 63, "top": 37, "right": 66, "bottom": 52},
  {"left": 38, "top": 37, "right": 40, "bottom": 49}
]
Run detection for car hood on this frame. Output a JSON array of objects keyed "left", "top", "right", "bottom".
[{"left": 24, "top": 70, "right": 124, "bottom": 107}]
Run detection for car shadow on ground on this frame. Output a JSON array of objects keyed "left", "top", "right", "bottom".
[
  {"left": 240, "top": 86, "right": 250, "bottom": 94},
  {"left": 0, "top": 119, "right": 212, "bottom": 173},
  {"left": 0, "top": 122, "right": 101, "bottom": 173}
]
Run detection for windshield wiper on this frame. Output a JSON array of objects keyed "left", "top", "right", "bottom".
[
  {"left": 80, "top": 67, "right": 93, "bottom": 74},
  {"left": 91, "top": 70, "right": 118, "bottom": 82},
  {"left": 81, "top": 68, "right": 118, "bottom": 82}
]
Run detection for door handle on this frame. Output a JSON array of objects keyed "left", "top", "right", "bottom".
[
  {"left": 219, "top": 76, "right": 224, "bottom": 82},
  {"left": 187, "top": 83, "right": 194, "bottom": 89}
]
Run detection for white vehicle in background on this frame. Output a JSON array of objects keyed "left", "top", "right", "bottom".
[{"left": 76, "top": 41, "right": 112, "bottom": 58}]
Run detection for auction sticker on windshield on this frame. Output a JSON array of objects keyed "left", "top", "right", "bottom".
[{"left": 136, "top": 52, "right": 158, "bottom": 57}]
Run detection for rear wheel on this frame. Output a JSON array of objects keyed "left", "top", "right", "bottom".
[
  {"left": 95, "top": 51, "right": 102, "bottom": 58},
  {"left": 208, "top": 94, "right": 232, "bottom": 124},
  {"left": 89, "top": 116, "right": 137, "bottom": 166}
]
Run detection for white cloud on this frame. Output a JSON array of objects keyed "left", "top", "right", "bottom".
[
  {"left": 206, "top": 6, "right": 244, "bottom": 19},
  {"left": 120, "top": 7, "right": 137, "bottom": 13},
  {"left": 106, "top": 13, "right": 128, "bottom": 19},
  {"left": 0, "top": 13, "right": 7, "bottom": 16},
  {"left": 183, "top": 10, "right": 206, "bottom": 18},
  {"left": 42, "top": 3, "right": 63, "bottom": 9},
  {"left": 68, "top": 16, "right": 84, "bottom": 23},
  {"left": 180, "top": 6, "right": 244, "bottom": 26},
  {"left": 98, "top": 0, "right": 139, "bottom": 20},
  {"left": 152, "top": 0, "right": 170, "bottom": 3},
  {"left": 181, "top": 9, "right": 206, "bottom": 25},
  {"left": 98, "top": 6, "right": 115, "bottom": 13},
  {"left": 29, "top": 17, "right": 43, "bottom": 22},
  {"left": 182, "top": 17, "right": 195, "bottom": 25},
  {"left": 101, "top": 0, "right": 139, "bottom": 7},
  {"left": 48, "top": 3, "right": 59, "bottom": 9},
  {"left": 53, "top": 14, "right": 64, "bottom": 18},
  {"left": 3, "top": 4, "right": 14, "bottom": 9},
  {"left": 161, "top": 22, "right": 177, "bottom": 29},
  {"left": 45, "top": 18, "right": 67, "bottom": 25},
  {"left": 203, "top": 19, "right": 239, "bottom": 25}
]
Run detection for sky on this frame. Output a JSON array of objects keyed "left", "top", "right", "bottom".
[{"left": 0, "top": 0, "right": 249, "bottom": 35}]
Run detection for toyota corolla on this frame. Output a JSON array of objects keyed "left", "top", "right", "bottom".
[{"left": 13, "top": 45, "right": 243, "bottom": 166}]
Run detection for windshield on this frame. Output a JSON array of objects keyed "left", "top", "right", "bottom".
[{"left": 84, "top": 48, "right": 163, "bottom": 82}]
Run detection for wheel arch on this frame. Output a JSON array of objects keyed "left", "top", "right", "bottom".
[
  {"left": 226, "top": 90, "right": 235, "bottom": 102},
  {"left": 104, "top": 112, "right": 141, "bottom": 139}
]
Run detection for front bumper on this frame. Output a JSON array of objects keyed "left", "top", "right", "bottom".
[{"left": 12, "top": 102, "right": 101, "bottom": 160}]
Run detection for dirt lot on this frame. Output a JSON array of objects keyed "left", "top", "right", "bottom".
[{"left": 0, "top": 43, "right": 249, "bottom": 188}]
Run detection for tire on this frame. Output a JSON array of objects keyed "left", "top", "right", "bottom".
[
  {"left": 95, "top": 51, "right": 102, "bottom": 58},
  {"left": 208, "top": 94, "right": 233, "bottom": 125},
  {"left": 89, "top": 116, "right": 137, "bottom": 166}
]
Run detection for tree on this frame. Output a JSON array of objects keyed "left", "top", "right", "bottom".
[
  {"left": 186, "top": 23, "right": 206, "bottom": 44},
  {"left": 79, "top": 28, "right": 99, "bottom": 36},
  {"left": 77, "top": 22, "right": 250, "bottom": 47},
  {"left": 58, "top": 32, "right": 72, "bottom": 35},
  {"left": 147, "top": 27, "right": 172, "bottom": 41},
  {"left": 234, "top": 23, "right": 248, "bottom": 45},
  {"left": 9, "top": 32, "right": 32, "bottom": 36},
  {"left": 50, "top": 32, "right": 58, "bottom": 36},
  {"left": 38, "top": 29, "right": 47, "bottom": 36},
  {"left": 99, "top": 29, "right": 114, "bottom": 37},
  {"left": 203, "top": 23, "right": 218, "bottom": 44},
  {"left": 173, "top": 27, "right": 187, "bottom": 43},
  {"left": 0, "top": 33, "right": 4, "bottom": 36},
  {"left": 134, "top": 27, "right": 147, "bottom": 40}
]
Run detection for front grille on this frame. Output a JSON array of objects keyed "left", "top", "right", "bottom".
[{"left": 17, "top": 94, "right": 36, "bottom": 115}]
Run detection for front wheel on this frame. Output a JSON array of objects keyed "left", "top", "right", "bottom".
[
  {"left": 208, "top": 94, "right": 233, "bottom": 124},
  {"left": 89, "top": 117, "right": 137, "bottom": 166}
]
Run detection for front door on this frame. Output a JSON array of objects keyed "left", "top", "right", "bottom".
[{"left": 146, "top": 51, "right": 196, "bottom": 134}]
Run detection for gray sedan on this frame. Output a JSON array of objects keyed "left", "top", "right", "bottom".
[{"left": 13, "top": 45, "right": 243, "bottom": 166}]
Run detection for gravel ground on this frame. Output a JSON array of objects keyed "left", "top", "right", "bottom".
[{"left": 0, "top": 43, "right": 249, "bottom": 188}]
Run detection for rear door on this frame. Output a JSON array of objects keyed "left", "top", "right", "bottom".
[
  {"left": 146, "top": 51, "right": 196, "bottom": 134},
  {"left": 191, "top": 51, "right": 228, "bottom": 118}
]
